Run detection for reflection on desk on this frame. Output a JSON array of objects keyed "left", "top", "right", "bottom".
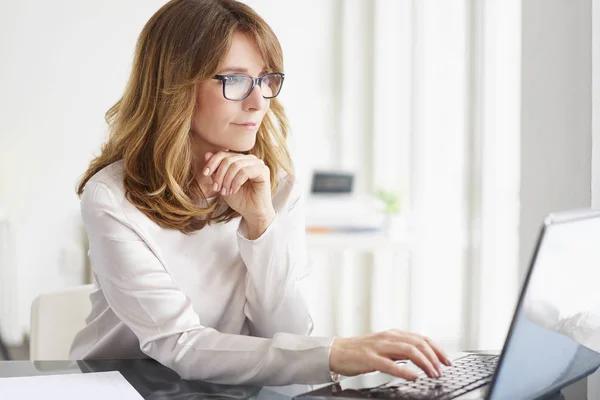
[
  {"left": 79, "top": 359, "right": 264, "bottom": 399},
  {"left": 0, "top": 359, "right": 589, "bottom": 400},
  {"left": 0, "top": 359, "right": 329, "bottom": 399}
]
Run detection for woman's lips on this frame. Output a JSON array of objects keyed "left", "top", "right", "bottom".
[{"left": 232, "top": 122, "right": 258, "bottom": 129}]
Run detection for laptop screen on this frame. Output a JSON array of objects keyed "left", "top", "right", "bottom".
[{"left": 489, "top": 211, "right": 600, "bottom": 400}]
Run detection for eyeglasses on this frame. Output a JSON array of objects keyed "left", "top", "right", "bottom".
[{"left": 213, "top": 72, "right": 285, "bottom": 101}]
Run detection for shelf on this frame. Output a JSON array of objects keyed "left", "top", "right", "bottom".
[{"left": 306, "top": 231, "right": 409, "bottom": 252}]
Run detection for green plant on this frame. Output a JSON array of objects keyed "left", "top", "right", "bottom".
[{"left": 375, "top": 188, "right": 403, "bottom": 214}]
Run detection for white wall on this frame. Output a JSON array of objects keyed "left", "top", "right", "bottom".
[
  {"left": 589, "top": 0, "right": 600, "bottom": 398},
  {"left": 519, "top": 0, "right": 592, "bottom": 281},
  {"left": 521, "top": 1, "right": 595, "bottom": 399},
  {"left": 0, "top": 0, "right": 168, "bottom": 343},
  {"left": 594, "top": 0, "right": 600, "bottom": 205}
]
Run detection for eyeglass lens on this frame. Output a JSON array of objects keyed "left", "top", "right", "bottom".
[{"left": 224, "top": 74, "right": 283, "bottom": 100}]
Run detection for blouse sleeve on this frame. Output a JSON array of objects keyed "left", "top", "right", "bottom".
[{"left": 237, "top": 178, "right": 316, "bottom": 339}]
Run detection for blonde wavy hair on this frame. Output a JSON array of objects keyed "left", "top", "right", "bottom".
[{"left": 77, "top": 0, "right": 293, "bottom": 233}]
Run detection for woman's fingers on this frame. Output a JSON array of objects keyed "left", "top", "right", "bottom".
[
  {"left": 205, "top": 152, "right": 247, "bottom": 192},
  {"left": 424, "top": 336, "right": 453, "bottom": 367},
  {"left": 388, "top": 342, "right": 439, "bottom": 379},
  {"left": 401, "top": 334, "right": 443, "bottom": 375},
  {"left": 203, "top": 152, "right": 266, "bottom": 195},
  {"left": 229, "top": 164, "right": 267, "bottom": 195},
  {"left": 220, "top": 159, "right": 257, "bottom": 195},
  {"left": 374, "top": 357, "right": 419, "bottom": 381},
  {"left": 328, "top": 332, "right": 451, "bottom": 381},
  {"left": 202, "top": 151, "right": 230, "bottom": 178}
]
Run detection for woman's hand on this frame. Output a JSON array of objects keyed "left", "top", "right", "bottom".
[
  {"left": 329, "top": 330, "right": 453, "bottom": 381},
  {"left": 203, "top": 151, "right": 275, "bottom": 229}
]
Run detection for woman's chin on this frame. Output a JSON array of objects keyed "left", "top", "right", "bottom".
[{"left": 226, "top": 138, "right": 256, "bottom": 153}]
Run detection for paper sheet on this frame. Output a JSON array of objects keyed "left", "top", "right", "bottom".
[{"left": 0, "top": 370, "right": 143, "bottom": 399}]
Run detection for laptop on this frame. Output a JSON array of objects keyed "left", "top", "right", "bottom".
[{"left": 298, "top": 208, "right": 600, "bottom": 400}]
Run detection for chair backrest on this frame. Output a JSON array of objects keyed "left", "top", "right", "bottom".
[{"left": 30, "top": 284, "right": 94, "bottom": 360}]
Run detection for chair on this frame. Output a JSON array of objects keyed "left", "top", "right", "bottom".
[
  {"left": 0, "top": 329, "right": 10, "bottom": 360},
  {"left": 30, "top": 284, "right": 95, "bottom": 360}
]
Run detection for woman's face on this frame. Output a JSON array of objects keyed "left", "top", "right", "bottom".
[{"left": 191, "top": 32, "right": 270, "bottom": 153}]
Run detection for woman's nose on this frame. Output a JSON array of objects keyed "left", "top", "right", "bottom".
[{"left": 242, "top": 84, "right": 266, "bottom": 111}]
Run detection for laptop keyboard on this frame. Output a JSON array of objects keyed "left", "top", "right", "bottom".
[{"left": 359, "top": 354, "right": 499, "bottom": 400}]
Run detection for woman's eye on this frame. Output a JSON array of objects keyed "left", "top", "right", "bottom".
[{"left": 227, "top": 76, "right": 246, "bottom": 85}]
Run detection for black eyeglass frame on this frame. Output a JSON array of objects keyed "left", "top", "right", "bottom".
[{"left": 212, "top": 72, "right": 285, "bottom": 101}]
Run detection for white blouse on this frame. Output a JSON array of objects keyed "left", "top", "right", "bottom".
[{"left": 69, "top": 160, "right": 335, "bottom": 386}]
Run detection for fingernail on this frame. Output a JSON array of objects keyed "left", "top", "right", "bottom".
[
  {"left": 229, "top": 188, "right": 233, "bottom": 195},
  {"left": 203, "top": 168, "right": 210, "bottom": 176},
  {"left": 221, "top": 188, "right": 227, "bottom": 195},
  {"left": 213, "top": 183, "right": 219, "bottom": 191}
]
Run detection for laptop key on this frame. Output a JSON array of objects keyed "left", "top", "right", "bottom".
[{"left": 363, "top": 354, "right": 497, "bottom": 399}]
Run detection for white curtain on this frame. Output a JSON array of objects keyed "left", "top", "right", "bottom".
[
  {"left": 234, "top": 0, "right": 520, "bottom": 352},
  {"left": 0, "top": 215, "right": 19, "bottom": 344}
]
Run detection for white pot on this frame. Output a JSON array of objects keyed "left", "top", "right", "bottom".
[{"left": 382, "top": 214, "right": 406, "bottom": 240}]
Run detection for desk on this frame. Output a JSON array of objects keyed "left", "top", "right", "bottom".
[
  {"left": 0, "top": 359, "right": 589, "bottom": 399},
  {"left": 0, "top": 359, "right": 329, "bottom": 399}
]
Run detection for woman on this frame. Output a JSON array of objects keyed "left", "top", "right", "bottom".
[{"left": 70, "top": 0, "right": 452, "bottom": 386}]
